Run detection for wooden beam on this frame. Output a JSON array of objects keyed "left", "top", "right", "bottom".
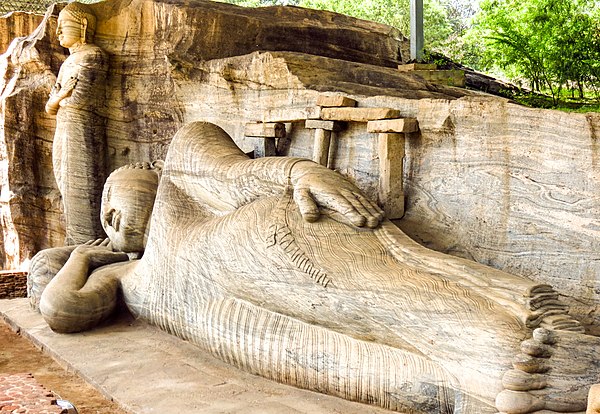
[
  {"left": 367, "top": 118, "right": 419, "bottom": 134},
  {"left": 321, "top": 107, "right": 400, "bottom": 122},
  {"left": 244, "top": 122, "right": 286, "bottom": 138},
  {"left": 305, "top": 120, "right": 342, "bottom": 131},
  {"left": 316, "top": 95, "right": 357, "bottom": 108}
]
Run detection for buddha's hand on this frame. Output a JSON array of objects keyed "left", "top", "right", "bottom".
[
  {"left": 55, "top": 77, "right": 78, "bottom": 108},
  {"left": 290, "top": 161, "right": 384, "bottom": 228},
  {"left": 73, "top": 238, "right": 130, "bottom": 270},
  {"left": 59, "top": 77, "right": 77, "bottom": 97}
]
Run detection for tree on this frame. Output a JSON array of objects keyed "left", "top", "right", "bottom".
[{"left": 468, "top": 0, "right": 600, "bottom": 102}]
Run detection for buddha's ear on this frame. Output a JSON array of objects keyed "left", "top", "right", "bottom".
[{"left": 80, "top": 17, "right": 88, "bottom": 44}]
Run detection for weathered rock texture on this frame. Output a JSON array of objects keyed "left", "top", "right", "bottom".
[
  {"left": 0, "top": 8, "right": 67, "bottom": 270},
  {"left": 0, "top": 11, "right": 44, "bottom": 55},
  {"left": 399, "top": 99, "right": 600, "bottom": 330},
  {"left": 1, "top": 0, "right": 599, "bottom": 331}
]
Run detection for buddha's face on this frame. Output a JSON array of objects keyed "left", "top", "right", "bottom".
[
  {"left": 56, "top": 13, "right": 80, "bottom": 49},
  {"left": 56, "top": 11, "right": 84, "bottom": 49},
  {"left": 101, "top": 169, "right": 158, "bottom": 253}
]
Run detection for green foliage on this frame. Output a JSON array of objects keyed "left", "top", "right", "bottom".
[
  {"left": 220, "top": 0, "right": 300, "bottom": 6},
  {"left": 5, "top": 0, "right": 594, "bottom": 109},
  {"left": 298, "top": 0, "right": 408, "bottom": 34},
  {"left": 298, "top": 0, "right": 458, "bottom": 52},
  {"left": 467, "top": 0, "right": 600, "bottom": 103}
]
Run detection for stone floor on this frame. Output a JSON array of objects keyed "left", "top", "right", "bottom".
[{"left": 0, "top": 299, "right": 390, "bottom": 414}]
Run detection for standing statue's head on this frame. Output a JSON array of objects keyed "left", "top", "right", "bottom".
[
  {"left": 101, "top": 161, "right": 163, "bottom": 254},
  {"left": 56, "top": 2, "right": 97, "bottom": 49}
]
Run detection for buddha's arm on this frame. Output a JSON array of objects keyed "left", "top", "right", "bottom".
[
  {"left": 64, "top": 50, "right": 108, "bottom": 110},
  {"left": 39, "top": 243, "right": 129, "bottom": 333},
  {"left": 45, "top": 74, "right": 76, "bottom": 115},
  {"left": 45, "top": 48, "right": 107, "bottom": 115},
  {"left": 167, "top": 121, "right": 384, "bottom": 228}
]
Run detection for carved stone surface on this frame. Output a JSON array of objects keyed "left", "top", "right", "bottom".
[
  {"left": 47, "top": 2, "right": 108, "bottom": 245},
  {"left": 34, "top": 122, "right": 600, "bottom": 413},
  {"left": 1, "top": 2, "right": 600, "bottom": 408},
  {"left": 589, "top": 385, "right": 600, "bottom": 414},
  {"left": 398, "top": 98, "right": 600, "bottom": 329}
]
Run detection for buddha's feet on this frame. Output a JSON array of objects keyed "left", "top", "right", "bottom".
[{"left": 496, "top": 328, "right": 600, "bottom": 413}]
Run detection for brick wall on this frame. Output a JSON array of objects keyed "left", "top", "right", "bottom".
[{"left": 0, "top": 271, "right": 27, "bottom": 299}]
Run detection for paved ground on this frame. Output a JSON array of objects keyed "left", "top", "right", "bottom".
[
  {"left": 0, "top": 315, "right": 127, "bottom": 414},
  {"left": 0, "top": 298, "right": 390, "bottom": 414}
]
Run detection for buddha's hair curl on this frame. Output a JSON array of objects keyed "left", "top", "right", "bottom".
[
  {"left": 108, "top": 160, "right": 164, "bottom": 183},
  {"left": 111, "top": 160, "right": 164, "bottom": 174},
  {"left": 60, "top": 2, "right": 97, "bottom": 39}
]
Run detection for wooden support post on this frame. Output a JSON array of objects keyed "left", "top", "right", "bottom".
[
  {"left": 254, "top": 138, "right": 277, "bottom": 158},
  {"left": 245, "top": 122, "right": 285, "bottom": 158},
  {"left": 305, "top": 120, "right": 341, "bottom": 167},
  {"left": 312, "top": 129, "right": 331, "bottom": 166},
  {"left": 378, "top": 133, "right": 406, "bottom": 219},
  {"left": 368, "top": 118, "right": 419, "bottom": 219}
]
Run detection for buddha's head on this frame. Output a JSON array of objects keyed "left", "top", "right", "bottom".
[
  {"left": 101, "top": 161, "right": 162, "bottom": 254},
  {"left": 56, "top": 2, "right": 97, "bottom": 48}
]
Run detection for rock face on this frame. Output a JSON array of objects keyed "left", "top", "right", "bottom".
[
  {"left": 0, "top": 0, "right": 409, "bottom": 269},
  {"left": 0, "top": 9, "right": 67, "bottom": 270},
  {"left": 1, "top": 0, "right": 600, "bottom": 332},
  {"left": 399, "top": 100, "right": 600, "bottom": 330},
  {"left": 0, "top": 12, "right": 44, "bottom": 55}
]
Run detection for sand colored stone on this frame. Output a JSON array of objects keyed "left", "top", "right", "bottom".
[{"left": 29, "top": 122, "right": 600, "bottom": 413}]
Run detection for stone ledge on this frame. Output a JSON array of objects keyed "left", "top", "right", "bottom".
[
  {"left": 316, "top": 94, "right": 357, "bottom": 108},
  {"left": 397, "top": 63, "right": 437, "bottom": 71},
  {"left": 367, "top": 118, "right": 419, "bottom": 133},
  {"left": 0, "top": 299, "right": 391, "bottom": 414},
  {"left": 244, "top": 122, "right": 286, "bottom": 138}
]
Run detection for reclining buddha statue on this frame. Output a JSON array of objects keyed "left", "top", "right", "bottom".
[{"left": 30, "top": 121, "right": 600, "bottom": 413}]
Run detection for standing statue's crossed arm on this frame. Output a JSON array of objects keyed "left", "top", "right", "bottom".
[{"left": 45, "top": 76, "right": 77, "bottom": 115}]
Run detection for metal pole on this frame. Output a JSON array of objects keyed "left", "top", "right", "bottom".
[{"left": 410, "top": 0, "right": 424, "bottom": 61}]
